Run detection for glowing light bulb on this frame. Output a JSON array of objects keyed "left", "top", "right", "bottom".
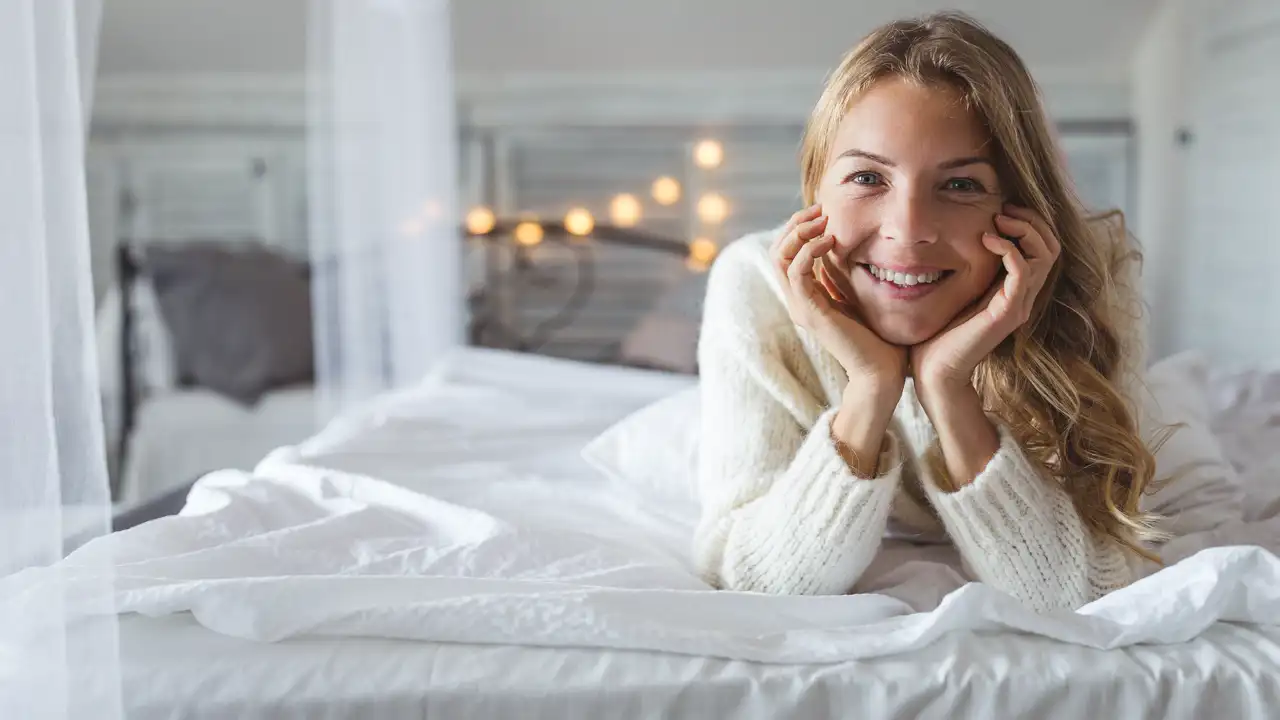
[
  {"left": 564, "top": 207, "right": 595, "bottom": 236},
  {"left": 697, "top": 193, "right": 729, "bottom": 225},
  {"left": 694, "top": 139, "right": 724, "bottom": 169},
  {"left": 651, "top": 176, "right": 681, "bottom": 206},
  {"left": 514, "top": 220, "right": 544, "bottom": 247},
  {"left": 610, "top": 193, "right": 642, "bottom": 228},
  {"left": 689, "top": 237, "right": 718, "bottom": 264},
  {"left": 466, "top": 206, "right": 496, "bottom": 235}
]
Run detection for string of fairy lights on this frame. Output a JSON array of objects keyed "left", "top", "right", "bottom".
[{"left": 463, "top": 138, "right": 729, "bottom": 272}]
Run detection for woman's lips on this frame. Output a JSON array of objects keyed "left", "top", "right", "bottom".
[{"left": 860, "top": 264, "right": 953, "bottom": 300}]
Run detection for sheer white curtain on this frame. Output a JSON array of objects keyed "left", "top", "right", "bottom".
[
  {"left": 307, "top": 0, "right": 462, "bottom": 420},
  {"left": 0, "top": 0, "right": 121, "bottom": 717}
]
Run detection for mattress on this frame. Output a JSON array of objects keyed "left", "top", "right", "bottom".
[
  {"left": 118, "top": 613, "right": 1280, "bottom": 720},
  {"left": 82, "top": 349, "right": 1280, "bottom": 717}
]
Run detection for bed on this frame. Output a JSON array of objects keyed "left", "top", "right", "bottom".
[
  {"left": 100, "top": 222, "right": 703, "bottom": 507},
  {"left": 51, "top": 345, "right": 1275, "bottom": 718},
  {"left": 68, "top": 212, "right": 1279, "bottom": 716},
  {"left": 95, "top": 242, "right": 321, "bottom": 505}
]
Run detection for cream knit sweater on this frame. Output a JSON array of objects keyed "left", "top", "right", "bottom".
[{"left": 693, "top": 230, "right": 1134, "bottom": 612}]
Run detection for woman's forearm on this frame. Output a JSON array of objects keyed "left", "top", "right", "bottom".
[{"left": 915, "top": 378, "right": 1000, "bottom": 490}]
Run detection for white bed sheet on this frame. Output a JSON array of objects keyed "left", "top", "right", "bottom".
[
  {"left": 39, "top": 349, "right": 1280, "bottom": 717},
  {"left": 118, "top": 612, "right": 1280, "bottom": 720},
  {"left": 119, "top": 387, "right": 318, "bottom": 505}
]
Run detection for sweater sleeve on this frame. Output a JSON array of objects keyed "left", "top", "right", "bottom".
[
  {"left": 919, "top": 424, "right": 1133, "bottom": 612},
  {"left": 693, "top": 343, "right": 904, "bottom": 596}
]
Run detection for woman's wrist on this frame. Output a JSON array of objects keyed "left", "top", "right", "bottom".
[
  {"left": 914, "top": 377, "right": 999, "bottom": 488},
  {"left": 830, "top": 379, "right": 899, "bottom": 477}
]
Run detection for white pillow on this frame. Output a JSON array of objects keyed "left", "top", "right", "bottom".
[
  {"left": 1137, "top": 351, "right": 1245, "bottom": 539},
  {"left": 581, "top": 350, "right": 1244, "bottom": 532},
  {"left": 581, "top": 385, "right": 701, "bottom": 506}
]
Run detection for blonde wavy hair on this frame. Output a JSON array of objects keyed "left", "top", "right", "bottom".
[{"left": 800, "top": 12, "right": 1170, "bottom": 561}]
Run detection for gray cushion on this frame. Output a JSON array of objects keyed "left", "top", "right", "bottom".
[{"left": 143, "top": 242, "right": 313, "bottom": 405}]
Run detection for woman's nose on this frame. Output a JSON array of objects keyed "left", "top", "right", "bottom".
[{"left": 881, "top": 190, "right": 940, "bottom": 245}]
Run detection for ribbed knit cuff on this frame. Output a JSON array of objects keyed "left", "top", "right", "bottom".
[
  {"left": 921, "top": 424, "right": 1092, "bottom": 611},
  {"left": 722, "top": 407, "right": 905, "bottom": 595}
]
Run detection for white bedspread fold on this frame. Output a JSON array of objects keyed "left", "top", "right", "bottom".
[{"left": 7, "top": 461, "right": 1277, "bottom": 664}]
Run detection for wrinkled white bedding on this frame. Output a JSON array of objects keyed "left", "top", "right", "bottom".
[{"left": 22, "top": 349, "right": 1280, "bottom": 667}]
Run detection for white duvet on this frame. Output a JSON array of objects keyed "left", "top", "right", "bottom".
[{"left": 10, "top": 349, "right": 1280, "bottom": 665}]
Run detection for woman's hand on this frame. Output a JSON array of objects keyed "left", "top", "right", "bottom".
[
  {"left": 909, "top": 205, "right": 1061, "bottom": 394},
  {"left": 773, "top": 204, "right": 908, "bottom": 413},
  {"left": 908, "top": 205, "right": 1060, "bottom": 487}
]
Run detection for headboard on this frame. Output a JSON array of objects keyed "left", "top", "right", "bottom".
[{"left": 464, "top": 220, "right": 704, "bottom": 359}]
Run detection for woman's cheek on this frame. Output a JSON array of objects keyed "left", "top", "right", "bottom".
[{"left": 821, "top": 196, "right": 871, "bottom": 258}]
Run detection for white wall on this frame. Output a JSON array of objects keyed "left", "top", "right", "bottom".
[
  {"left": 1132, "top": 0, "right": 1193, "bottom": 361},
  {"left": 1133, "top": 0, "right": 1280, "bottom": 369},
  {"left": 90, "top": 5, "right": 1149, "bottom": 136},
  {"left": 98, "top": 0, "right": 1158, "bottom": 80},
  {"left": 449, "top": 0, "right": 1153, "bottom": 78}
]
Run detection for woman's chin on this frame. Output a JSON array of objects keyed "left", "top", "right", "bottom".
[{"left": 867, "top": 317, "right": 946, "bottom": 347}]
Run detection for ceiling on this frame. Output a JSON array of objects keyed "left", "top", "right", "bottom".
[{"left": 97, "top": 0, "right": 1163, "bottom": 80}]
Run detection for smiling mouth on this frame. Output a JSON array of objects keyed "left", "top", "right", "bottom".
[{"left": 860, "top": 263, "right": 954, "bottom": 288}]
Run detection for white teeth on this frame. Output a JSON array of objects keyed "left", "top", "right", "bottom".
[{"left": 867, "top": 265, "right": 944, "bottom": 286}]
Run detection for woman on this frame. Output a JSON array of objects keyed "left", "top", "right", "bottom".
[{"left": 694, "top": 12, "right": 1218, "bottom": 612}]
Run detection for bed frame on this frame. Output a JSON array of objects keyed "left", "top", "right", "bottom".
[{"left": 112, "top": 221, "right": 696, "bottom": 499}]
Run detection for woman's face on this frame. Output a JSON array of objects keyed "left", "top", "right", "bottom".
[{"left": 815, "top": 77, "right": 1005, "bottom": 346}]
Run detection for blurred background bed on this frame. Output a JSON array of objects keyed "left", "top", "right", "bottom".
[{"left": 99, "top": 218, "right": 701, "bottom": 506}]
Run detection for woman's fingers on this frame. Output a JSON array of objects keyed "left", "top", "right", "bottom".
[
  {"left": 992, "top": 214, "right": 1049, "bottom": 267},
  {"left": 1002, "top": 204, "right": 1059, "bottom": 258},
  {"left": 983, "top": 233, "right": 1033, "bottom": 324},
  {"left": 815, "top": 260, "right": 842, "bottom": 304},
  {"left": 999, "top": 206, "right": 1060, "bottom": 260},
  {"left": 787, "top": 232, "right": 835, "bottom": 287},
  {"left": 775, "top": 205, "right": 823, "bottom": 255},
  {"left": 782, "top": 204, "right": 822, "bottom": 236},
  {"left": 774, "top": 214, "right": 829, "bottom": 273},
  {"left": 786, "top": 233, "right": 837, "bottom": 319}
]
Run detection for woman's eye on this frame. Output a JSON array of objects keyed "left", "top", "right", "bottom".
[
  {"left": 944, "top": 177, "right": 984, "bottom": 193},
  {"left": 845, "top": 171, "right": 882, "bottom": 186}
]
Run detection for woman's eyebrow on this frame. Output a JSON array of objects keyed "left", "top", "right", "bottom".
[
  {"left": 938, "top": 156, "right": 995, "bottom": 170},
  {"left": 835, "top": 149, "right": 995, "bottom": 171},
  {"left": 835, "top": 148, "right": 896, "bottom": 166}
]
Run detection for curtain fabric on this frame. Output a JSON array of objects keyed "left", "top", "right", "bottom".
[
  {"left": 307, "top": 0, "right": 463, "bottom": 421},
  {"left": 0, "top": 0, "right": 120, "bottom": 717}
]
